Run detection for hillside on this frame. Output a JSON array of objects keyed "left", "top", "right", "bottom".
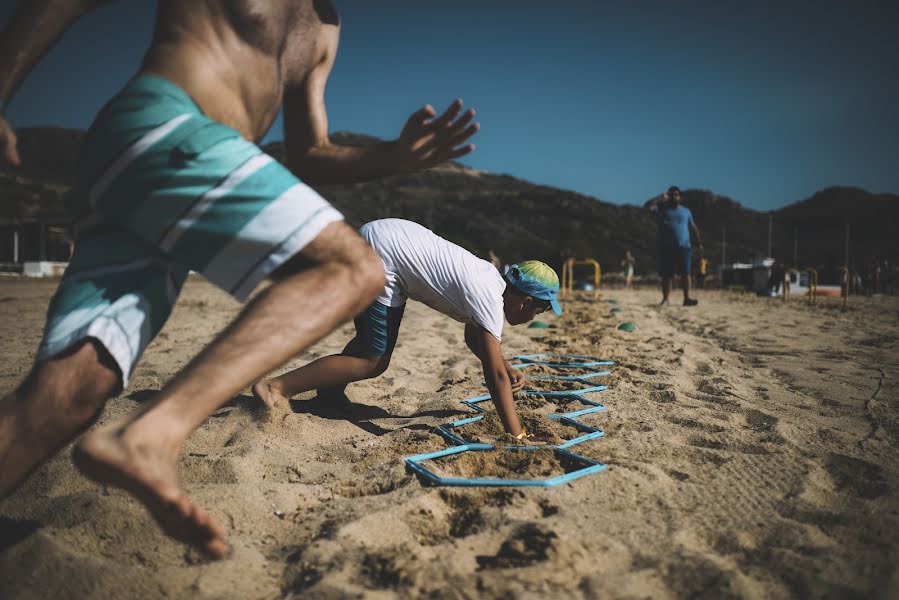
[{"left": 2, "top": 128, "right": 897, "bottom": 277}]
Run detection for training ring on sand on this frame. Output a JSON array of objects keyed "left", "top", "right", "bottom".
[
  {"left": 404, "top": 444, "right": 607, "bottom": 488},
  {"left": 437, "top": 407, "right": 604, "bottom": 450},
  {"left": 514, "top": 353, "right": 615, "bottom": 368},
  {"left": 404, "top": 354, "right": 614, "bottom": 487}
]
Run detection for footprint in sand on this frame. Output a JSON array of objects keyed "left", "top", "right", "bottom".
[
  {"left": 651, "top": 389, "right": 677, "bottom": 403},
  {"left": 745, "top": 409, "right": 778, "bottom": 432},
  {"left": 475, "top": 523, "right": 559, "bottom": 569},
  {"left": 695, "top": 362, "right": 713, "bottom": 375},
  {"left": 825, "top": 454, "right": 889, "bottom": 499},
  {"left": 668, "top": 416, "right": 725, "bottom": 434},
  {"left": 696, "top": 378, "right": 729, "bottom": 397},
  {"left": 357, "top": 549, "right": 413, "bottom": 590},
  {"left": 662, "top": 551, "right": 741, "bottom": 599}
]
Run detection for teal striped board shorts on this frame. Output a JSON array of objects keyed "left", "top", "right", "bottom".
[{"left": 36, "top": 75, "right": 343, "bottom": 385}]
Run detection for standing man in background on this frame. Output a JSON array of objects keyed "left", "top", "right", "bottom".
[{"left": 644, "top": 186, "right": 703, "bottom": 306}]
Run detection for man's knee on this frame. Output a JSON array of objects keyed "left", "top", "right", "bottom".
[
  {"left": 274, "top": 222, "right": 385, "bottom": 304},
  {"left": 25, "top": 340, "right": 120, "bottom": 423}
]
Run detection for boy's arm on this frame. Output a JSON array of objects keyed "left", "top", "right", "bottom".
[
  {"left": 463, "top": 323, "right": 525, "bottom": 393},
  {"left": 281, "top": 22, "right": 478, "bottom": 186},
  {"left": 464, "top": 324, "right": 524, "bottom": 437},
  {"left": 0, "top": 0, "right": 114, "bottom": 165}
]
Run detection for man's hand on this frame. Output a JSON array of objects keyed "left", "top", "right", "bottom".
[
  {"left": 393, "top": 99, "right": 478, "bottom": 171},
  {"left": 0, "top": 114, "right": 21, "bottom": 167}
]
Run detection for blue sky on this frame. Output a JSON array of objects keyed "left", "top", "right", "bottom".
[{"left": 2, "top": 0, "right": 898, "bottom": 210}]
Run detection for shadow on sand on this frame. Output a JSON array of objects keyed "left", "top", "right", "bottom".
[{"left": 128, "top": 388, "right": 465, "bottom": 437}]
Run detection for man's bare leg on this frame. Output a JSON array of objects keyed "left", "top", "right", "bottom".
[
  {"left": 73, "top": 222, "right": 384, "bottom": 558},
  {"left": 253, "top": 338, "right": 389, "bottom": 408},
  {"left": 0, "top": 340, "right": 120, "bottom": 498},
  {"left": 661, "top": 277, "right": 672, "bottom": 305},
  {"left": 681, "top": 274, "right": 697, "bottom": 305}
]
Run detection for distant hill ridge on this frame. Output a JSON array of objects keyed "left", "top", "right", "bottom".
[{"left": 2, "top": 127, "right": 897, "bottom": 273}]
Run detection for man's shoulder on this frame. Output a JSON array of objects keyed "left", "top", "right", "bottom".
[{"left": 671, "top": 205, "right": 693, "bottom": 219}]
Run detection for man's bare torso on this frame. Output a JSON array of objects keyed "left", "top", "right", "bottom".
[{"left": 141, "top": 0, "right": 338, "bottom": 142}]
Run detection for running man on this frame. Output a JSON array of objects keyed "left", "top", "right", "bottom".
[{"left": 0, "top": 0, "right": 479, "bottom": 558}]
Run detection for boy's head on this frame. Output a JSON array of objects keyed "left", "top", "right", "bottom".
[{"left": 502, "top": 260, "right": 562, "bottom": 325}]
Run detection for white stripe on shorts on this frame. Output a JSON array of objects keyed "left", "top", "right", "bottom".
[
  {"left": 157, "top": 153, "right": 273, "bottom": 253},
  {"left": 208, "top": 183, "right": 342, "bottom": 301},
  {"left": 89, "top": 113, "right": 192, "bottom": 210}
]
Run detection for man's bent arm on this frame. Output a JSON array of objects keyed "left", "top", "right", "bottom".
[
  {"left": 0, "top": 0, "right": 113, "bottom": 165},
  {"left": 0, "top": 0, "right": 113, "bottom": 106},
  {"left": 282, "top": 24, "right": 478, "bottom": 186},
  {"left": 469, "top": 326, "right": 523, "bottom": 436},
  {"left": 644, "top": 193, "right": 664, "bottom": 209}
]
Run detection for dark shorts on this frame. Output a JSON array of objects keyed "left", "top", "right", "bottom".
[
  {"left": 659, "top": 245, "right": 692, "bottom": 278},
  {"left": 354, "top": 301, "right": 405, "bottom": 356}
]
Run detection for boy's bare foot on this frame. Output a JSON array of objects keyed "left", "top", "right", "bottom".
[
  {"left": 73, "top": 428, "right": 229, "bottom": 558},
  {"left": 251, "top": 380, "right": 289, "bottom": 410}
]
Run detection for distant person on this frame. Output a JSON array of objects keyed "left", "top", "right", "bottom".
[
  {"left": 870, "top": 257, "right": 882, "bottom": 294},
  {"left": 884, "top": 260, "right": 897, "bottom": 295},
  {"left": 0, "top": 0, "right": 479, "bottom": 558},
  {"left": 253, "top": 219, "right": 562, "bottom": 439},
  {"left": 488, "top": 249, "right": 503, "bottom": 272},
  {"left": 767, "top": 261, "right": 786, "bottom": 296},
  {"left": 621, "top": 250, "right": 636, "bottom": 289},
  {"left": 643, "top": 186, "right": 703, "bottom": 306},
  {"left": 697, "top": 254, "right": 709, "bottom": 289}
]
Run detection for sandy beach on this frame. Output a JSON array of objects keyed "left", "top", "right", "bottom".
[{"left": 1, "top": 276, "right": 897, "bottom": 599}]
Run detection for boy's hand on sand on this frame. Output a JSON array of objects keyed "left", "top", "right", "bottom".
[
  {"left": 0, "top": 114, "right": 21, "bottom": 167},
  {"left": 394, "top": 99, "right": 478, "bottom": 170},
  {"left": 508, "top": 369, "right": 526, "bottom": 393},
  {"left": 513, "top": 427, "right": 532, "bottom": 441}
]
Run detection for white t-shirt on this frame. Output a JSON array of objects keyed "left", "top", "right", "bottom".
[{"left": 359, "top": 219, "right": 506, "bottom": 340}]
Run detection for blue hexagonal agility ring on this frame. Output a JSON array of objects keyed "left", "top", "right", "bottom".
[
  {"left": 514, "top": 353, "right": 615, "bottom": 369},
  {"left": 436, "top": 413, "right": 603, "bottom": 450},
  {"left": 404, "top": 444, "right": 607, "bottom": 487}
]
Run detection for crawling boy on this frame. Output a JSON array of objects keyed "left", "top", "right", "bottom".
[{"left": 253, "top": 218, "right": 562, "bottom": 438}]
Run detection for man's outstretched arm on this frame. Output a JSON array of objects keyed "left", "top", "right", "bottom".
[
  {"left": 281, "top": 22, "right": 479, "bottom": 185},
  {"left": 0, "top": 0, "right": 114, "bottom": 165}
]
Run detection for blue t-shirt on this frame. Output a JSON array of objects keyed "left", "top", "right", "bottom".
[{"left": 653, "top": 202, "right": 695, "bottom": 248}]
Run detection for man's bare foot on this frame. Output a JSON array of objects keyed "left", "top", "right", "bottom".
[
  {"left": 73, "top": 428, "right": 230, "bottom": 558},
  {"left": 251, "top": 380, "right": 289, "bottom": 410}
]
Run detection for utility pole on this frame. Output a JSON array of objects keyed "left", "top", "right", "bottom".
[
  {"left": 767, "top": 213, "right": 773, "bottom": 258},
  {"left": 793, "top": 227, "right": 798, "bottom": 267},
  {"left": 844, "top": 222, "right": 850, "bottom": 268},
  {"left": 722, "top": 226, "right": 727, "bottom": 266}
]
